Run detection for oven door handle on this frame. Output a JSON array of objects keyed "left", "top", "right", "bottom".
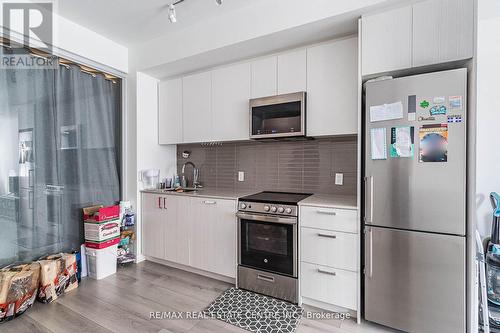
[{"left": 236, "top": 212, "right": 297, "bottom": 225}]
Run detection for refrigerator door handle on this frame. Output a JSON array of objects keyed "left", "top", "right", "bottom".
[
  {"left": 365, "top": 226, "right": 373, "bottom": 278},
  {"left": 364, "top": 176, "right": 374, "bottom": 224}
]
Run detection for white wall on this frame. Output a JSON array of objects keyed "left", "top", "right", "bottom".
[
  {"left": 130, "top": 0, "right": 387, "bottom": 72},
  {"left": 52, "top": 14, "right": 128, "bottom": 73},
  {"left": 135, "top": 72, "right": 177, "bottom": 259},
  {"left": 0, "top": 3, "right": 128, "bottom": 73},
  {"left": 476, "top": 0, "right": 500, "bottom": 236}
]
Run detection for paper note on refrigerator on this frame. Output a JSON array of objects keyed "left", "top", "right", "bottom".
[
  {"left": 390, "top": 126, "right": 414, "bottom": 158},
  {"left": 369, "top": 101, "right": 404, "bottom": 122},
  {"left": 371, "top": 127, "right": 387, "bottom": 160}
]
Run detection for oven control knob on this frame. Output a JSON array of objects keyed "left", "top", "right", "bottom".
[
  {"left": 285, "top": 207, "right": 292, "bottom": 214},
  {"left": 270, "top": 206, "right": 277, "bottom": 212},
  {"left": 264, "top": 259, "right": 268, "bottom": 263},
  {"left": 277, "top": 207, "right": 284, "bottom": 213},
  {"left": 240, "top": 203, "right": 247, "bottom": 209},
  {"left": 264, "top": 205, "right": 270, "bottom": 212}
]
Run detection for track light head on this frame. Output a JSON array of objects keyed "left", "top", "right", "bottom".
[
  {"left": 215, "top": 0, "right": 223, "bottom": 5},
  {"left": 168, "top": 4, "right": 177, "bottom": 23}
]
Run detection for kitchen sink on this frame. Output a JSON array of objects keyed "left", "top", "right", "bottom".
[{"left": 161, "top": 188, "right": 198, "bottom": 193}]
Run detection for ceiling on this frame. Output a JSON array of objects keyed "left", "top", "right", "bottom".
[{"left": 56, "top": 0, "right": 256, "bottom": 47}]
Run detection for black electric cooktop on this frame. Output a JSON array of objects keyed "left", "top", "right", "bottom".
[{"left": 239, "top": 191, "right": 312, "bottom": 205}]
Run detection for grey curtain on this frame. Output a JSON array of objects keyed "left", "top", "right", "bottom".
[{"left": 0, "top": 47, "right": 121, "bottom": 266}]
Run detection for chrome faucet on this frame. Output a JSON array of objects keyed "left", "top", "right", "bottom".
[{"left": 181, "top": 161, "right": 201, "bottom": 188}]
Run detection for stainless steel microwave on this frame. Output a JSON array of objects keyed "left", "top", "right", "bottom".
[{"left": 249, "top": 92, "right": 306, "bottom": 139}]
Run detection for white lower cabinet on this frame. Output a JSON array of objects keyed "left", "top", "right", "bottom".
[
  {"left": 301, "top": 227, "right": 357, "bottom": 271},
  {"left": 190, "top": 197, "right": 237, "bottom": 278},
  {"left": 142, "top": 193, "right": 166, "bottom": 260},
  {"left": 141, "top": 193, "right": 189, "bottom": 265},
  {"left": 301, "top": 262, "right": 357, "bottom": 311},
  {"left": 299, "top": 204, "right": 359, "bottom": 313},
  {"left": 164, "top": 195, "right": 190, "bottom": 266},
  {"left": 141, "top": 193, "right": 237, "bottom": 278}
]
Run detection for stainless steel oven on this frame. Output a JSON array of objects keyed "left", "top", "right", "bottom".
[
  {"left": 236, "top": 191, "right": 312, "bottom": 304},
  {"left": 237, "top": 211, "right": 297, "bottom": 277},
  {"left": 249, "top": 91, "right": 306, "bottom": 139}
]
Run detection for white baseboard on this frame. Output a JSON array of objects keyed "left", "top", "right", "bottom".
[
  {"left": 301, "top": 297, "right": 358, "bottom": 319},
  {"left": 144, "top": 256, "right": 236, "bottom": 284}
]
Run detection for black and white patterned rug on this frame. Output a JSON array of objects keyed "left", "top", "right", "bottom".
[{"left": 204, "top": 287, "right": 303, "bottom": 333}]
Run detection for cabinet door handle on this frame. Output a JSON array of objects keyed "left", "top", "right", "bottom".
[
  {"left": 158, "top": 197, "right": 162, "bottom": 209},
  {"left": 163, "top": 197, "right": 167, "bottom": 209},
  {"left": 203, "top": 200, "right": 216, "bottom": 205},
  {"left": 317, "top": 210, "right": 336, "bottom": 215},
  {"left": 317, "top": 268, "right": 336, "bottom": 276},
  {"left": 317, "top": 233, "right": 336, "bottom": 239}
]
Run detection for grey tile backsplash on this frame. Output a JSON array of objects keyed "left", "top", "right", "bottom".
[{"left": 177, "top": 137, "right": 357, "bottom": 195}]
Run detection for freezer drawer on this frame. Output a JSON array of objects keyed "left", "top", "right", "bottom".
[{"left": 364, "top": 226, "right": 465, "bottom": 333}]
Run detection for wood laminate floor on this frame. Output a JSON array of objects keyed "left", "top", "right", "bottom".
[{"left": 1, "top": 261, "right": 396, "bottom": 333}]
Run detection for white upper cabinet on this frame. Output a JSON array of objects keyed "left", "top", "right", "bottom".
[
  {"left": 158, "top": 78, "right": 182, "bottom": 145},
  {"left": 412, "top": 0, "right": 473, "bottom": 67},
  {"left": 182, "top": 71, "right": 212, "bottom": 143},
  {"left": 307, "top": 38, "right": 358, "bottom": 136},
  {"left": 277, "top": 49, "right": 307, "bottom": 95},
  {"left": 361, "top": 6, "right": 412, "bottom": 76},
  {"left": 158, "top": 37, "right": 361, "bottom": 143},
  {"left": 251, "top": 56, "right": 277, "bottom": 98},
  {"left": 212, "top": 63, "right": 251, "bottom": 141}
]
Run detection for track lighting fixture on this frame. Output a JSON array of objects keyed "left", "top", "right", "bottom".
[
  {"left": 168, "top": 4, "right": 177, "bottom": 23},
  {"left": 167, "top": 0, "right": 222, "bottom": 24}
]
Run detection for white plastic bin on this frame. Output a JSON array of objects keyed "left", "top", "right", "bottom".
[{"left": 85, "top": 244, "right": 118, "bottom": 280}]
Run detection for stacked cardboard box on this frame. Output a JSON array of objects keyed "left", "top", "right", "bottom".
[
  {"left": 83, "top": 205, "right": 120, "bottom": 249},
  {"left": 83, "top": 205, "right": 120, "bottom": 280}
]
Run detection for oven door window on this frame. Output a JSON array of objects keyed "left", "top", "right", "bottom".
[
  {"left": 240, "top": 218, "right": 294, "bottom": 276},
  {"left": 251, "top": 101, "right": 302, "bottom": 136}
]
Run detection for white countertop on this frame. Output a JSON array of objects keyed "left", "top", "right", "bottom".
[
  {"left": 298, "top": 193, "right": 357, "bottom": 210},
  {"left": 141, "top": 189, "right": 358, "bottom": 209},
  {"left": 140, "top": 188, "right": 256, "bottom": 200}
]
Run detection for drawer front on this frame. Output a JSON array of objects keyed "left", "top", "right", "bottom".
[
  {"left": 301, "top": 227, "right": 357, "bottom": 271},
  {"left": 301, "top": 262, "right": 357, "bottom": 310},
  {"left": 300, "top": 206, "right": 357, "bottom": 233}
]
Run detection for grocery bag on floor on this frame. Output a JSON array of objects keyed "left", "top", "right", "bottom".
[
  {"left": 0, "top": 263, "right": 39, "bottom": 323},
  {"left": 38, "top": 253, "right": 78, "bottom": 303},
  {"left": 37, "top": 260, "right": 58, "bottom": 303}
]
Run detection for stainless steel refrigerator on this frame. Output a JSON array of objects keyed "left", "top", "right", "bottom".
[{"left": 363, "top": 69, "right": 466, "bottom": 333}]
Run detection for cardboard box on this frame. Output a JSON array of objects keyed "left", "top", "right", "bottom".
[
  {"left": 83, "top": 205, "right": 119, "bottom": 223},
  {"left": 84, "top": 219, "right": 120, "bottom": 243},
  {"left": 85, "top": 237, "right": 120, "bottom": 249}
]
